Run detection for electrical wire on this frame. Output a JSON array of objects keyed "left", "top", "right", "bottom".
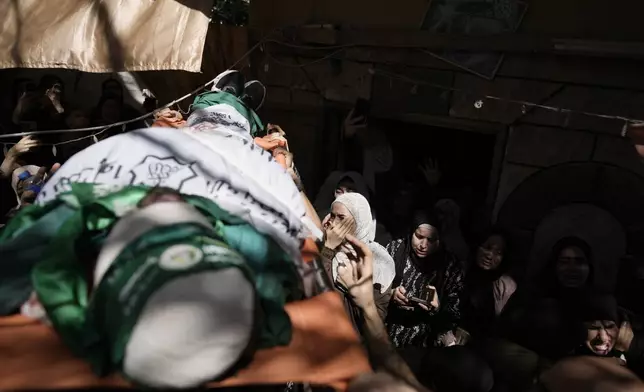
[
  {"left": 264, "top": 48, "right": 347, "bottom": 68},
  {"left": 258, "top": 41, "right": 644, "bottom": 125},
  {"left": 0, "top": 31, "right": 276, "bottom": 142},
  {"left": 3, "top": 33, "right": 643, "bottom": 147},
  {"left": 264, "top": 38, "right": 356, "bottom": 51},
  {"left": 260, "top": 43, "right": 644, "bottom": 126},
  {"left": 370, "top": 68, "right": 644, "bottom": 123}
]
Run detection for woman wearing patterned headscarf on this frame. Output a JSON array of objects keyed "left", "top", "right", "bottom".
[
  {"left": 385, "top": 211, "right": 493, "bottom": 392},
  {"left": 386, "top": 210, "right": 465, "bottom": 349}
]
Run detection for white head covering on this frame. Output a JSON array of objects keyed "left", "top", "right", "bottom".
[
  {"left": 332, "top": 193, "right": 395, "bottom": 293},
  {"left": 315, "top": 172, "right": 379, "bottom": 241},
  {"left": 333, "top": 192, "right": 374, "bottom": 243}
]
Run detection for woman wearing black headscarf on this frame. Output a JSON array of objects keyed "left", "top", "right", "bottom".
[
  {"left": 460, "top": 229, "right": 516, "bottom": 340},
  {"left": 570, "top": 293, "right": 644, "bottom": 378},
  {"left": 385, "top": 211, "right": 492, "bottom": 392},
  {"left": 537, "top": 293, "right": 644, "bottom": 392},
  {"left": 458, "top": 230, "right": 537, "bottom": 391},
  {"left": 503, "top": 236, "right": 596, "bottom": 361},
  {"left": 385, "top": 210, "right": 465, "bottom": 348},
  {"left": 541, "top": 236, "right": 594, "bottom": 299}
]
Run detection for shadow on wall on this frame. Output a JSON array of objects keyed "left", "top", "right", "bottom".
[
  {"left": 530, "top": 203, "right": 626, "bottom": 292},
  {"left": 496, "top": 161, "right": 644, "bottom": 288}
]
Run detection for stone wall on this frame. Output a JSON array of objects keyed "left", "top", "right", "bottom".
[{"left": 251, "top": 0, "right": 644, "bottom": 282}]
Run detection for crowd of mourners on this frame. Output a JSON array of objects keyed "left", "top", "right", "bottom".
[{"left": 1, "top": 69, "right": 644, "bottom": 392}]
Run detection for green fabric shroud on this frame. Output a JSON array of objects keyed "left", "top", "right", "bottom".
[
  {"left": 88, "top": 226, "right": 256, "bottom": 382},
  {"left": 190, "top": 90, "right": 265, "bottom": 136},
  {"left": 0, "top": 184, "right": 300, "bottom": 376}
]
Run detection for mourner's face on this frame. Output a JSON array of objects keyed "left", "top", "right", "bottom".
[
  {"left": 335, "top": 178, "right": 356, "bottom": 199},
  {"left": 323, "top": 202, "right": 357, "bottom": 236},
  {"left": 476, "top": 235, "right": 506, "bottom": 271},
  {"left": 584, "top": 320, "right": 618, "bottom": 356},
  {"left": 556, "top": 246, "right": 590, "bottom": 288},
  {"left": 411, "top": 224, "right": 439, "bottom": 258}
]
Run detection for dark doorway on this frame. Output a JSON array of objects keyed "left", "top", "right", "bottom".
[{"left": 373, "top": 119, "right": 497, "bottom": 239}]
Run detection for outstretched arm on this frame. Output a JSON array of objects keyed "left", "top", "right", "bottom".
[
  {"left": 300, "top": 189, "right": 322, "bottom": 231},
  {"left": 338, "top": 235, "right": 431, "bottom": 392},
  {"left": 279, "top": 147, "right": 323, "bottom": 233},
  {"left": 361, "top": 303, "right": 427, "bottom": 391},
  {"left": 1, "top": 136, "right": 40, "bottom": 178}
]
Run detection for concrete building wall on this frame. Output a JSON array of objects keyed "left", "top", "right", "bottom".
[{"left": 250, "top": 0, "right": 644, "bottom": 281}]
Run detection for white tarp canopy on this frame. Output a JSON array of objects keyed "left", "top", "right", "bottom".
[{"left": 0, "top": 0, "right": 214, "bottom": 73}]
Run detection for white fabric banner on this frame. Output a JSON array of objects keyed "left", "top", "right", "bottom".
[
  {"left": 0, "top": 0, "right": 213, "bottom": 72},
  {"left": 37, "top": 127, "right": 308, "bottom": 261}
]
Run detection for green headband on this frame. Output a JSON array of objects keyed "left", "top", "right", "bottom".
[{"left": 0, "top": 183, "right": 301, "bottom": 382}]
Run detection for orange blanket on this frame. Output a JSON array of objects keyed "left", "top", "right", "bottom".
[{"left": 0, "top": 292, "right": 370, "bottom": 390}]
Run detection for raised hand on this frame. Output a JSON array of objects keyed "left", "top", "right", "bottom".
[
  {"left": 337, "top": 234, "right": 375, "bottom": 309},
  {"left": 1, "top": 136, "right": 41, "bottom": 178},
  {"left": 419, "top": 157, "right": 442, "bottom": 187},
  {"left": 324, "top": 217, "right": 354, "bottom": 250},
  {"left": 343, "top": 109, "right": 368, "bottom": 138},
  {"left": 10, "top": 135, "right": 40, "bottom": 157},
  {"left": 615, "top": 320, "right": 635, "bottom": 353},
  {"left": 267, "top": 123, "right": 286, "bottom": 137}
]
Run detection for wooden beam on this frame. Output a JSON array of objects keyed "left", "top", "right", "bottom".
[
  {"left": 256, "top": 28, "right": 644, "bottom": 59},
  {"left": 391, "top": 113, "right": 505, "bottom": 135}
]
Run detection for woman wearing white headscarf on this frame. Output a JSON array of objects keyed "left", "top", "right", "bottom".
[
  {"left": 314, "top": 171, "right": 391, "bottom": 246},
  {"left": 320, "top": 192, "right": 396, "bottom": 321}
]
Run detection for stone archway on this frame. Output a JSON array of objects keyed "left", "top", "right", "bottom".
[{"left": 496, "top": 162, "right": 644, "bottom": 287}]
